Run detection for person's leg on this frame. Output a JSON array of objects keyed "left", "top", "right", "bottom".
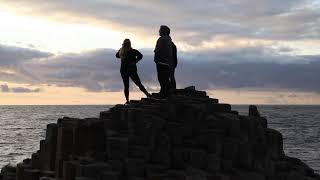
[
  {"left": 156, "top": 63, "right": 166, "bottom": 95},
  {"left": 157, "top": 64, "right": 170, "bottom": 97},
  {"left": 163, "top": 65, "right": 170, "bottom": 96},
  {"left": 130, "top": 71, "right": 151, "bottom": 97},
  {"left": 169, "top": 67, "right": 176, "bottom": 90},
  {"left": 121, "top": 70, "right": 130, "bottom": 103}
]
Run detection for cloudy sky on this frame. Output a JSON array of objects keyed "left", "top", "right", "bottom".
[{"left": 0, "top": 0, "right": 319, "bottom": 105}]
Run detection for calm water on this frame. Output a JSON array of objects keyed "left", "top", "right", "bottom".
[{"left": 0, "top": 105, "right": 319, "bottom": 172}]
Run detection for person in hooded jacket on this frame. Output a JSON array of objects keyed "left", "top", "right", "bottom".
[
  {"left": 116, "top": 39, "right": 151, "bottom": 103},
  {"left": 154, "top": 25, "right": 173, "bottom": 98}
]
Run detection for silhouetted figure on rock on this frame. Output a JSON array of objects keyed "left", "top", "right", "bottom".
[
  {"left": 154, "top": 25, "right": 177, "bottom": 98},
  {"left": 116, "top": 39, "right": 151, "bottom": 103}
]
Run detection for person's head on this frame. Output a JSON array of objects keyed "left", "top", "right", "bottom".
[
  {"left": 122, "top": 38, "right": 131, "bottom": 49},
  {"left": 159, "top": 25, "right": 170, "bottom": 36},
  {"left": 119, "top": 39, "right": 132, "bottom": 59}
]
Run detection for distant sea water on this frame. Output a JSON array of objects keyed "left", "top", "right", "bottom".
[{"left": 0, "top": 105, "right": 319, "bottom": 173}]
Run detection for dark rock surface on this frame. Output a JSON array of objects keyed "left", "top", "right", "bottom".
[{"left": 1, "top": 87, "right": 319, "bottom": 180}]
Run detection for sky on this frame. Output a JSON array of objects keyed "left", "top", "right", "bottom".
[{"left": 0, "top": 0, "right": 320, "bottom": 105}]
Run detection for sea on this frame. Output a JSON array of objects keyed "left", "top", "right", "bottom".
[{"left": 0, "top": 105, "right": 319, "bottom": 173}]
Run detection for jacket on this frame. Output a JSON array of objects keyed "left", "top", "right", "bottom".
[
  {"left": 116, "top": 48, "right": 143, "bottom": 71},
  {"left": 154, "top": 35, "right": 173, "bottom": 66}
]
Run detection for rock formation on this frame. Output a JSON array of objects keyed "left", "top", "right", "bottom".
[{"left": 1, "top": 87, "right": 319, "bottom": 180}]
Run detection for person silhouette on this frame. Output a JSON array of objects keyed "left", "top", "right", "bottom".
[
  {"left": 116, "top": 39, "right": 151, "bottom": 103},
  {"left": 154, "top": 25, "right": 174, "bottom": 98}
]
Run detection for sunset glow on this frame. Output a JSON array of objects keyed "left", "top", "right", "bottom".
[{"left": 0, "top": 1, "right": 319, "bottom": 104}]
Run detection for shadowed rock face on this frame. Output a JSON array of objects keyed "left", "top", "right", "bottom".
[{"left": 1, "top": 87, "right": 320, "bottom": 180}]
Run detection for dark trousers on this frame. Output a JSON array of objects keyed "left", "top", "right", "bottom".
[
  {"left": 156, "top": 63, "right": 170, "bottom": 97},
  {"left": 169, "top": 67, "right": 176, "bottom": 90},
  {"left": 121, "top": 67, "right": 149, "bottom": 102}
]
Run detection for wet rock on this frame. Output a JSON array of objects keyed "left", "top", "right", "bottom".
[
  {"left": 39, "top": 177, "right": 53, "bottom": 180},
  {"left": 56, "top": 126, "right": 74, "bottom": 155},
  {"left": 238, "top": 142, "right": 253, "bottom": 170},
  {"left": 206, "top": 154, "right": 221, "bottom": 172},
  {"left": 189, "top": 149, "right": 207, "bottom": 169},
  {"left": 171, "top": 147, "right": 188, "bottom": 169},
  {"left": 207, "top": 103, "right": 232, "bottom": 113},
  {"left": 249, "top": 105, "right": 260, "bottom": 117},
  {"left": 1, "top": 165, "right": 16, "bottom": 180},
  {"left": 23, "top": 169, "right": 40, "bottom": 180},
  {"left": 233, "top": 170, "right": 265, "bottom": 180},
  {"left": 74, "top": 177, "right": 94, "bottom": 180},
  {"left": 81, "top": 163, "right": 111, "bottom": 179},
  {"left": 266, "top": 129, "right": 285, "bottom": 160},
  {"left": 16, "top": 163, "right": 30, "bottom": 180},
  {"left": 184, "top": 86, "right": 196, "bottom": 91},
  {"left": 63, "top": 161, "right": 78, "bottom": 180},
  {"left": 125, "top": 158, "right": 146, "bottom": 177},
  {"left": 107, "top": 136, "right": 129, "bottom": 160},
  {"left": 31, "top": 153, "right": 41, "bottom": 169},
  {"left": 43, "top": 123, "right": 58, "bottom": 171},
  {"left": 100, "top": 171, "right": 120, "bottom": 180}
]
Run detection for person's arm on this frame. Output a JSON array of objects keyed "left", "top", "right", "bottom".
[
  {"left": 115, "top": 50, "right": 120, "bottom": 59},
  {"left": 134, "top": 49, "right": 143, "bottom": 63}
]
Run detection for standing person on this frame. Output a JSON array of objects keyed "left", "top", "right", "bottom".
[
  {"left": 154, "top": 25, "right": 173, "bottom": 98},
  {"left": 116, "top": 39, "right": 151, "bottom": 103}
]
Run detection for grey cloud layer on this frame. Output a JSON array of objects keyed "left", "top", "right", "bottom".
[
  {"left": 1, "top": 45, "right": 319, "bottom": 93},
  {"left": 0, "top": 1, "right": 319, "bottom": 94},
  {"left": 3, "top": 0, "right": 320, "bottom": 46},
  {"left": 0, "top": 45, "right": 52, "bottom": 66},
  {"left": 0, "top": 84, "right": 41, "bottom": 93},
  {"left": 0, "top": 45, "right": 52, "bottom": 84}
]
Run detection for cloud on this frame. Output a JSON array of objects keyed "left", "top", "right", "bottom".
[
  {"left": 0, "top": 44, "right": 53, "bottom": 84},
  {"left": 11, "top": 87, "right": 41, "bottom": 93},
  {"left": 178, "top": 55, "right": 320, "bottom": 93},
  {"left": 0, "top": 44, "right": 52, "bottom": 66},
  {"left": 0, "top": 1, "right": 319, "bottom": 105},
  {"left": 0, "top": 84, "right": 41, "bottom": 93},
  {"left": 0, "top": 43, "right": 319, "bottom": 94},
  {"left": 1, "top": 0, "right": 319, "bottom": 48},
  {"left": 0, "top": 84, "right": 9, "bottom": 92},
  {"left": 3, "top": 45, "right": 312, "bottom": 93},
  {"left": 23, "top": 49, "right": 126, "bottom": 91}
]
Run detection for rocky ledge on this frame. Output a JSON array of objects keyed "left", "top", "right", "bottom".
[{"left": 1, "top": 87, "right": 319, "bottom": 180}]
